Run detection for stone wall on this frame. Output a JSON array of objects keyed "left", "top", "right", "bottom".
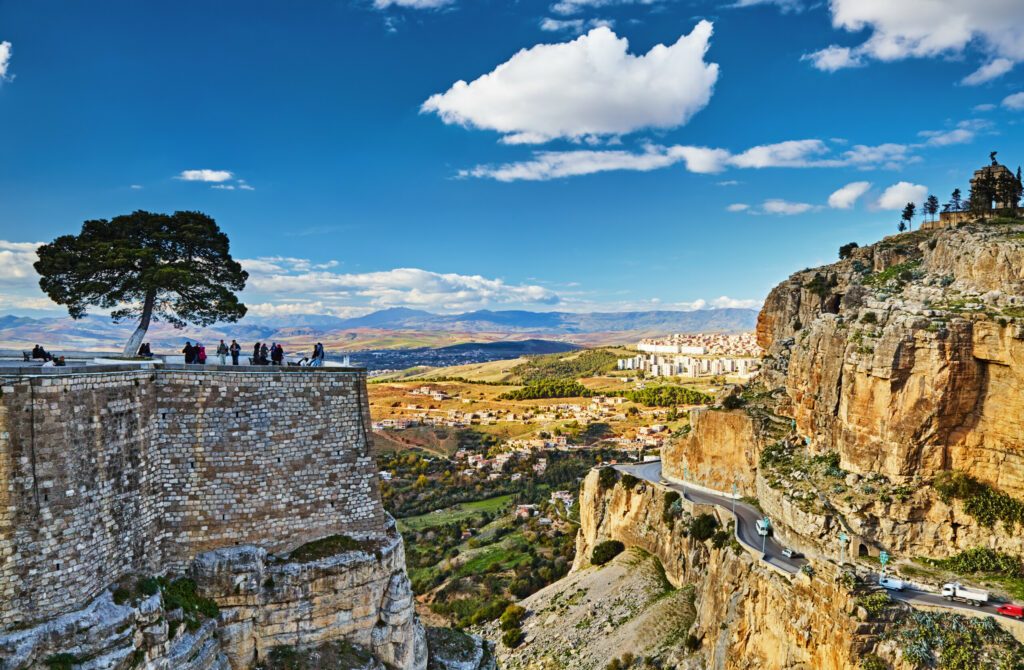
[{"left": 0, "top": 367, "right": 384, "bottom": 632}]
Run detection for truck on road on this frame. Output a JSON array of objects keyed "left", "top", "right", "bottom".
[
  {"left": 941, "top": 582, "right": 989, "bottom": 606},
  {"left": 879, "top": 576, "right": 906, "bottom": 591},
  {"left": 756, "top": 519, "right": 771, "bottom": 536}
]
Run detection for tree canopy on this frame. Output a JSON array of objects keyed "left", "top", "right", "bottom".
[{"left": 34, "top": 210, "right": 248, "bottom": 355}]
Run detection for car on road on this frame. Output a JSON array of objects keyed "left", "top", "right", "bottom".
[
  {"left": 997, "top": 604, "right": 1024, "bottom": 620},
  {"left": 879, "top": 576, "right": 906, "bottom": 591},
  {"left": 756, "top": 519, "right": 771, "bottom": 536},
  {"left": 781, "top": 548, "right": 802, "bottom": 559}
]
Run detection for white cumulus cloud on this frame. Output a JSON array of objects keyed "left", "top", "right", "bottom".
[
  {"left": 805, "top": 1, "right": 1024, "bottom": 77},
  {"left": 877, "top": 182, "right": 928, "bottom": 211},
  {"left": 828, "top": 181, "right": 871, "bottom": 209},
  {"left": 422, "top": 23, "right": 719, "bottom": 144},
  {"left": 178, "top": 169, "right": 234, "bottom": 183},
  {"left": 726, "top": 203, "right": 750, "bottom": 212}
]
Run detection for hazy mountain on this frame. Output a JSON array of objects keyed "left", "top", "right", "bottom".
[
  {"left": 328, "top": 308, "right": 758, "bottom": 334},
  {"left": 0, "top": 308, "right": 757, "bottom": 354}
]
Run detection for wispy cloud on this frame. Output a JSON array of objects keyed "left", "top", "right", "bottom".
[
  {"left": 0, "top": 41, "right": 12, "bottom": 82},
  {"left": 178, "top": 169, "right": 233, "bottom": 183},
  {"left": 827, "top": 181, "right": 871, "bottom": 209}
]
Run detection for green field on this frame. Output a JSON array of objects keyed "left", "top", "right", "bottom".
[{"left": 396, "top": 494, "right": 515, "bottom": 532}]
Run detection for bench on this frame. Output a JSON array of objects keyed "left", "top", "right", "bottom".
[{"left": 22, "top": 351, "right": 31, "bottom": 362}]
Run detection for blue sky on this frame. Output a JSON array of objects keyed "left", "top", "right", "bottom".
[{"left": 1, "top": 0, "right": 1023, "bottom": 319}]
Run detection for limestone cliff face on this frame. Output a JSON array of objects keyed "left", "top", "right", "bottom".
[
  {"left": 757, "top": 224, "right": 1024, "bottom": 498},
  {"left": 573, "top": 471, "right": 876, "bottom": 669},
  {"left": 662, "top": 409, "right": 765, "bottom": 497},
  {"left": 0, "top": 522, "right": 427, "bottom": 670}
]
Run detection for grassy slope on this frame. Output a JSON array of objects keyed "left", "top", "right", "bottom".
[{"left": 397, "top": 494, "right": 516, "bottom": 532}]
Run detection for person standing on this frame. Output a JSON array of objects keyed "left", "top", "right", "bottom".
[
  {"left": 183, "top": 341, "right": 195, "bottom": 364},
  {"left": 230, "top": 339, "right": 241, "bottom": 365},
  {"left": 260, "top": 342, "right": 269, "bottom": 365},
  {"left": 217, "top": 339, "right": 228, "bottom": 365},
  {"left": 253, "top": 342, "right": 261, "bottom": 365},
  {"left": 311, "top": 342, "right": 325, "bottom": 367},
  {"left": 271, "top": 343, "right": 283, "bottom": 366},
  {"left": 196, "top": 342, "right": 207, "bottom": 365}
]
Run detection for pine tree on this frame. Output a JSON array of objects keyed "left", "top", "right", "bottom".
[
  {"left": 924, "top": 195, "right": 940, "bottom": 222},
  {"left": 35, "top": 211, "right": 248, "bottom": 355},
  {"left": 950, "top": 188, "right": 963, "bottom": 212},
  {"left": 901, "top": 202, "right": 916, "bottom": 231}
]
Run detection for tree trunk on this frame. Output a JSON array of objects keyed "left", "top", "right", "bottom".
[{"left": 123, "top": 290, "right": 155, "bottom": 357}]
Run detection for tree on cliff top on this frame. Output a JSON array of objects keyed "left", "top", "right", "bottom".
[{"left": 34, "top": 210, "right": 248, "bottom": 356}]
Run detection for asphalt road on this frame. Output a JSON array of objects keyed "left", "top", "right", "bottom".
[
  {"left": 616, "top": 461, "right": 807, "bottom": 574},
  {"left": 615, "top": 461, "right": 1024, "bottom": 625}
]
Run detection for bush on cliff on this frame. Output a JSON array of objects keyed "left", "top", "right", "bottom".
[
  {"left": 931, "top": 547, "right": 1024, "bottom": 577},
  {"left": 933, "top": 470, "right": 1024, "bottom": 530},
  {"left": 501, "top": 627, "right": 525, "bottom": 649},
  {"left": 500, "top": 604, "right": 526, "bottom": 631},
  {"left": 598, "top": 467, "right": 619, "bottom": 489},
  {"left": 621, "top": 473, "right": 640, "bottom": 490},
  {"left": 591, "top": 540, "right": 625, "bottom": 566},
  {"left": 687, "top": 514, "right": 718, "bottom": 542},
  {"left": 663, "top": 491, "right": 681, "bottom": 523},
  {"left": 159, "top": 577, "right": 220, "bottom": 633}
]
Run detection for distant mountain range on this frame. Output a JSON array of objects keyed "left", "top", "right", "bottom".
[
  {"left": 249, "top": 307, "right": 759, "bottom": 334},
  {"left": 0, "top": 308, "right": 758, "bottom": 354}
]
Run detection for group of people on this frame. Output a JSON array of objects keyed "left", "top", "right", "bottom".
[
  {"left": 155, "top": 340, "right": 329, "bottom": 367},
  {"left": 32, "top": 344, "right": 66, "bottom": 366},
  {"left": 31, "top": 344, "right": 53, "bottom": 361},
  {"left": 181, "top": 339, "right": 244, "bottom": 365},
  {"left": 252, "top": 342, "right": 285, "bottom": 365}
]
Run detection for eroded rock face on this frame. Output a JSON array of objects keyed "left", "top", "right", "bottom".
[
  {"left": 0, "top": 522, "right": 428, "bottom": 670},
  {"left": 190, "top": 522, "right": 427, "bottom": 670},
  {"left": 757, "top": 224, "right": 1024, "bottom": 498}
]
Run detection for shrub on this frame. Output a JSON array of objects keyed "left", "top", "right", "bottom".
[
  {"left": 933, "top": 470, "right": 1024, "bottom": 529},
  {"left": 933, "top": 547, "right": 1024, "bottom": 577},
  {"left": 688, "top": 513, "right": 718, "bottom": 542},
  {"left": 859, "top": 653, "right": 889, "bottom": 670},
  {"left": 860, "top": 311, "right": 878, "bottom": 324},
  {"left": 856, "top": 591, "right": 891, "bottom": 618},
  {"left": 501, "top": 628, "right": 524, "bottom": 648},
  {"left": 721, "top": 394, "right": 745, "bottom": 410},
  {"left": 598, "top": 467, "right": 619, "bottom": 490},
  {"left": 663, "top": 491, "right": 681, "bottom": 523},
  {"left": 500, "top": 604, "right": 527, "bottom": 631},
  {"left": 45, "top": 655, "right": 79, "bottom": 670},
  {"left": 591, "top": 540, "right": 625, "bottom": 566},
  {"left": 839, "top": 242, "right": 859, "bottom": 259},
  {"left": 621, "top": 473, "right": 640, "bottom": 491},
  {"left": 684, "top": 634, "right": 701, "bottom": 651}
]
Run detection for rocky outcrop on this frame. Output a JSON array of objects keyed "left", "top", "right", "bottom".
[
  {"left": 571, "top": 471, "right": 879, "bottom": 669},
  {"left": 0, "top": 522, "right": 428, "bottom": 670},
  {"left": 757, "top": 224, "right": 1024, "bottom": 498}
]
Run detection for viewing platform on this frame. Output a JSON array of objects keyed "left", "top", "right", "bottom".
[{"left": 0, "top": 356, "right": 365, "bottom": 377}]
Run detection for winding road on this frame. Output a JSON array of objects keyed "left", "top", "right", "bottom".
[
  {"left": 616, "top": 461, "right": 807, "bottom": 574},
  {"left": 614, "top": 460, "right": 1024, "bottom": 625}
]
